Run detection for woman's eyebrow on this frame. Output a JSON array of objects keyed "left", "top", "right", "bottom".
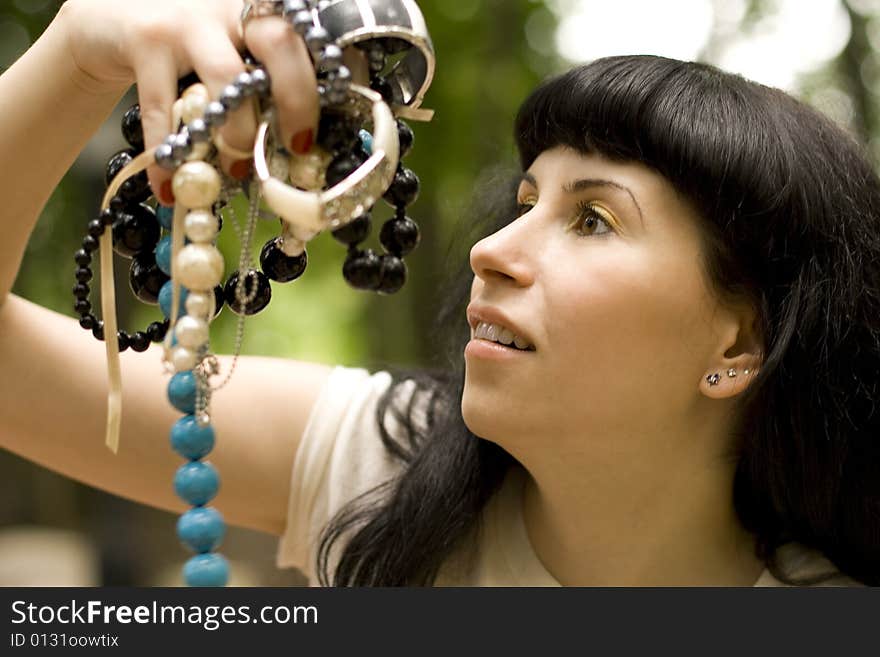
[{"left": 520, "top": 172, "right": 645, "bottom": 227}]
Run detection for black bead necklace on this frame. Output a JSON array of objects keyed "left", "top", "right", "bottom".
[{"left": 76, "top": 16, "right": 426, "bottom": 339}]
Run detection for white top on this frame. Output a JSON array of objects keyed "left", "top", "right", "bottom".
[{"left": 276, "top": 366, "right": 862, "bottom": 587}]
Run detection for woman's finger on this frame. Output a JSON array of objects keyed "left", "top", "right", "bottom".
[
  {"left": 184, "top": 24, "right": 255, "bottom": 180},
  {"left": 244, "top": 18, "right": 319, "bottom": 155},
  {"left": 132, "top": 48, "right": 179, "bottom": 205}
]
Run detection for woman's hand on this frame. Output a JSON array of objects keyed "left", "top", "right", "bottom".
[{"left": 59, "top": 0, "right": 320, "bottom": 201}]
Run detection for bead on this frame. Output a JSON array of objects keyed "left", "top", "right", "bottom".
[
  {"left": 332, "top": 213, "right": 371, "bottom": 246},
  {"left": 175, "top": 315, "right": 210, "bottom": 350},
  {"left": 377, "top": 255, "right": 407, "bottom": 295},
  {"left": 202, "top": 101, "right": 227, "bottom": 128},
  {"left": 320, "top": 44, "right": 344, "bottom": 72},
  {"left": 379, "top": 216, "right": 420, "bottom": 257},
  {"left": 112, "top": 204, "right": 160, "bottom": 258},
  {"left": 146, "top": 319, "right": 170, "bottom": 342},
  {"left": 250, "top": 67, "right": 271, "bottom": 96},
  {"left": 184, "top": 291, "right": 216, "bottom": 320},
  {"left": 100, "top": 207, "right": 116, "bottom": 227},
  {"left": 304, "top": 26, "right": 330, "bottom": 58},
  {"left": 234, "top": 71, "right": 255, "bottom": 97},
  {"left": 155, "top": 235, "right": 172, "bottom": 276},
  {"left": 130, "top": 331, "right": 150, "bottom": 353},
  {"left": 154, "top": 143, "right": 177, "bottom": 170},
  {"left": 121, "top": 104, "right": 144, "bottom": 150},
  {"left": 92, "top": 320, "right": 105, "bottom": 341},
  {"left": 74, "top": 267, "right": 93, "bottom": 283},
  {"left": 168, "top": 371, "right": 197, "bottom": 413},
  {"left": 170, "top": 414, "right": 215, "bottom": 459},
  {"left": 72, "top": 283, "right": 90, "bottom": 300},
  {"left": 383, "top": 167, "right": 420, "bottom": 207},
  {"left": 129, "top": 253, "right": 169, "bottom": 305},
  {"left": 78, "top": 314, "right": 96, "bottom": 330},
  {"left": 183, "top": 553, "right": 228, "bottom": 587},
  {"left": 187, "top": 118, "right": 210, "bottom": 144},
  {"left": 174, "top": 461, "right": 220, "bottom": 506},
  {"left": 119, "top": 173, "right": 152, "bottom": 203},
  {"left": 172, "top": 162, "right": 221, "bottom": 209},
  {"left": 176, "top": 244, "right": 224, "bottom": 291},
  {"left": 219, "top": 84, "right": 243, "bottom": 111},
  {"left": 181, "top": 92, "right": 208, "bottom": 125},
  {"left": 109, "top": 196, "right": 125, "bottom": 213},
  {"left": 282, "top": 0, "right": 307, "bottom": 16},
  {"left": 74, "top": 299, "right": 91, "bottom": 316},
  {"left": 96, "top": 210, "right": 115, "bottom": 231},
  {"left": 330, "top": 65, "right": 352, "bottom": 91},
  {"left": 81, "top": 235, "right": 99, "bottom": 253},
  {"left": 158, "top": 280, "right": 189, "bottom": 319},
  {"left": 397, "top": 120, "right": 414, "bottom": 159},
  {"left": 325, "top": 151, "right": 366, "bottom": 188},
  {"left": 342, "top": 249, "right": 382, "bottom": 290},
  {"left": 260, "top": 238, "right": 308, "bottom": 283},
  {"left": 86, "top": 219, "right": 104, "bottom": 239},
  {"left": 116, "top": 330, "right": 131, "bottom": 353},
  {"left": 184, "top": 209, "right": 219, "bottom": 243},
  {"left": 74, "top": 248, "right": 91, "bottom": 266},
  {"left": 290, "top": 9, "right": 313, "bottom": 35},
  {"left": 224, "top": 269, "right": 272, "bottom": 316},
  {"left": 105, "top": 149, "right": 134, "bottom": 186},
  {"left": 156, "top": 205, "right": 174, "bottom": 230},
  {"left": 171, "top": 346, "right": 199, "bottom": 372},
  {"left": 170, "top": 130, "right": 193, "bottom": 161},
  {"left": 177, "top": 506, "right": 225, "bottom": 553}
]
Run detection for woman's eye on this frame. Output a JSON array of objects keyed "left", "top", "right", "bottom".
[{"left": 573, "top": 203, "right": 614, "bottom": 237}]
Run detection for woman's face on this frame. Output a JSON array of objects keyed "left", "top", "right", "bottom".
[{"left": 462, "top": 146, "right": 741, "bottom": 456}]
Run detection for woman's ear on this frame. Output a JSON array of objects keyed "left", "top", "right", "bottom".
[{"left": 700, "top": 302, "right": 763, "bottom": 400}]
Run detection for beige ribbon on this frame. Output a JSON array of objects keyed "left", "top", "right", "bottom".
[{"left": 98, "top": 148, "right": 156, "bottom": 453}]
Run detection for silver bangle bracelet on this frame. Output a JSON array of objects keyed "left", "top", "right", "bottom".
[
  {"left": 317, "top": 0, "right": 435, "bottom": 112},
  {"left": 254, "top": 83, "right": 400, "bottom": 234}
]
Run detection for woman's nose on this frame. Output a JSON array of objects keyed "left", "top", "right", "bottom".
[{"left": 469, "top": 217, "right": 536, "bottom": 287}]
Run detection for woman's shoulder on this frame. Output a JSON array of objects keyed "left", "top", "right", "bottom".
[{"left": 276, "top": 364, "right": 443, "bottom": 575}]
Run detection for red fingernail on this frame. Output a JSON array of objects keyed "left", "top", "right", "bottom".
[
  {"left": 290, "top": 129, "right": 313, "bottom": 155},
  {"left": 230, "top": 159, "right": 253, "bottom": 181},
  {"left": 159, "top": 180, "right": 175, "bottom": 206}
]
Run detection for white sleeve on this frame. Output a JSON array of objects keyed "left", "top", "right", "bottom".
[{"left": 275, "top": 365, "right": 412, "bottom": 582}]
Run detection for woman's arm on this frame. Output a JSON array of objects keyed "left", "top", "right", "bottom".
[
  {"left": 0, "top": 0, "right": 332, "bottom": 536},
  {"left": 0, "top": 5, "right": 127, "bottom": 307},
  {"left": 0, "top": 295, "right": 333, "bottom": 535}
]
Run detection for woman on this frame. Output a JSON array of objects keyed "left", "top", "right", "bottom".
[{"left": 0, "top": 1, "right": 876, "bottom": 586}]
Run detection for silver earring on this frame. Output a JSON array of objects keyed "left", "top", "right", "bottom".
[
  {"left": 727, "top": 368, "right": 737, "bottom": 378},
  {"left": 706, "top": 373, "right": 721, "bottom": 386}
]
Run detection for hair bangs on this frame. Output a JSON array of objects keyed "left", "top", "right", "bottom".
[{"left": 513, "top": 56, "right": 786, "bottom": 226}]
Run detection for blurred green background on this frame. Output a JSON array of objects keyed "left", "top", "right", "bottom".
[{"left": 1, "top": 0, "right": 877, "bottom": 585}]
